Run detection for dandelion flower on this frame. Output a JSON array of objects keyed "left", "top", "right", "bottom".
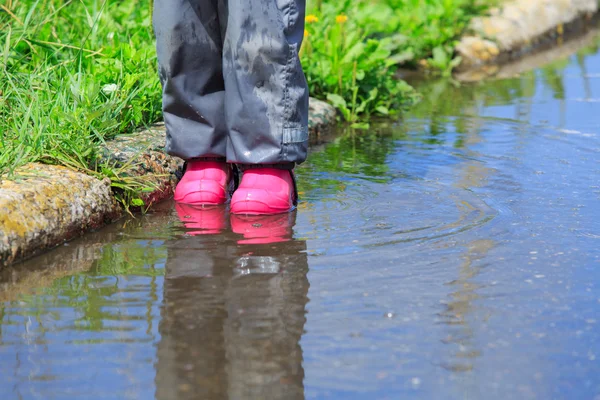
[
  {"left": 305, "top": 14, "right": 318, "bottom": 23},
  {"left": 335, "top": 15, "right": 348, "bottom": 24},
  {"left": 304, "top": 29, "right": 310, "bottom": 37}
]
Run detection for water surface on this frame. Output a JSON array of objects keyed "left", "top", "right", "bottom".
[{"left": 1, "top": 38, "right": 600, "bottom": 399}]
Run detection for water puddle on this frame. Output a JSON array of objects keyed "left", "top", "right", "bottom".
[{"left": 2, "top": 35, "right": 600, "bottom": 399}]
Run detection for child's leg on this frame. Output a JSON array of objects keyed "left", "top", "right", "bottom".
[
  {"left": 220, "top": 0, "right": 309, "bottom": 169},
  {"left": 153, "top": 0, "right": 227, "bottom": 161}
]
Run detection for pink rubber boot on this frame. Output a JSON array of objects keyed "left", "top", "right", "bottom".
[
  {"left": 230, "top": 168, "right": 296, "bottom": 215},
  {"left": 174, "top": 161, "right": 230, "bottom": 205}
]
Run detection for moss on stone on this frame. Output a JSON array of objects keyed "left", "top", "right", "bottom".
[{"left": 0, "top": 164, "right": 121, "bottom": 266}]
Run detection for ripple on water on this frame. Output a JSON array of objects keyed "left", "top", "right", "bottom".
[{"left": 299, "top": 174, "right": 497, "bottom": 257}]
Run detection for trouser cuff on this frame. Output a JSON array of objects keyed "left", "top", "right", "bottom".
[
  {"left": 190, "top": 156, "right": 227, "bottom": 162},
  {"left": 236, "top": 163, "right": 295, "bottom": 171}
]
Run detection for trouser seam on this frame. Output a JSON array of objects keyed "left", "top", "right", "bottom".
[
  {"left": 282, "top": 44, "right": 298, "bottom": 161},
  {"left": 280, "top": 0, "right": 297, "bottom": 162}
]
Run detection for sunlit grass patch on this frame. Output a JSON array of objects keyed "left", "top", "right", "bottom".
[
  {"left": 0, "top": 0, "right": 161, "bottom": 190},
  {"left": 302, "top": 0, "right": 495, "bottom": 122}
]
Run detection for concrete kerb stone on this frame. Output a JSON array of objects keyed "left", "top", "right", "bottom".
[
  {"left": 456, "top": 0, "right": 599, "bottom": 72},
  {"left": 0, "top": 164, "right": 121, "bottom": 266},
  {"left": 0, "top": 97, "right": 336, "bottom": 268},
  {"left": 455, "top": 24, "right": 600, "bottom": 82}
]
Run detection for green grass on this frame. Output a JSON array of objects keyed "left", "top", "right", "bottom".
[
  {"left": 302, "top": 0, "right": 493, "bottom": 123},
  {"left": 0, "top": 0, "right": 494, "bottom": 204},
  {"left": 0, "top": 0, "right": 161, "bottom": 176},
  {"left": 309, "top": 0, "right": 491, "bottom": 67}
]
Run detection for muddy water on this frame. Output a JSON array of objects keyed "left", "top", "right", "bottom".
[{"left": 2, "top": 42, "right": 600, "bottom": 399}]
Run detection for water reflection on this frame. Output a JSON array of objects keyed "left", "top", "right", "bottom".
[
  {"left": 155, "top": 211, "right": 308, "bottom": 400},
  {"left": 438, "top": 239, "right": 495, "bottom": 373}
]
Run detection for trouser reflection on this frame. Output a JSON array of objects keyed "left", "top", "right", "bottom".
[{"left": 155, "top": 210, "right": 308, "bottom": 400}]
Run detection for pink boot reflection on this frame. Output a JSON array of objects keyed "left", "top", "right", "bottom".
[
  {"left": 230, "top": 212, "right": 295, "bottom": 245},
  {"left": 175, "top": 203, "right": 227, "bottom": 235}
]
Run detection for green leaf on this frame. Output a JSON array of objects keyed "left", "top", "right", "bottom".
[
  {"left": 101, "top": 167, "right": 116, "bottom": 178},
  {"left": 376, "top": 106, "right": 389, "bottom": 115},
  {"left": 449, "top": 56, "right": 462, "bottom": 69},
  {"left": 432, "top": 46, "right": 448, "bottom": 67},
  {"left": 341, "top": 42, "right": 365, "bottom": 64},
  {"left": 368, "top": 88, "right": 379, "bottom": 101},
  {"left": 2, "top": 27, "right": 10, "bottom": 67},
  {"left": 386, "top": 49, "right": 415, "bottom": 66},
  {"left": 350, "top": 122, "right": 370, "bottom": 130},
  {"left": 131, "top": 198, "right": 145, "bottom": 207},
  {"left": 326, "top": 93, "right": 347, "bottom": 109},
  {"left": 355, "top": 101, "right": 368, "bottom": 114}
]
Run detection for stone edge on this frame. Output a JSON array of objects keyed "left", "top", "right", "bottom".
[
  {"left": 0, "top": 97, "right": 336, "bottom": 268},
  {"left": 456, "top": 0, "right": 600, "bottom": 72}
]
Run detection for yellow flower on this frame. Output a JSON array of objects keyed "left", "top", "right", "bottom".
[
  {"left": 304, "top": 29, "right": 309, "bottom": 37},
  {"left": 335, "top": 15, "right": 348, "bottom": 24},
  {"left": 305, "top": 14, "right": 319, "bottom": 23}
]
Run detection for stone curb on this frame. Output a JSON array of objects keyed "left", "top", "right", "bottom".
[
  {"left": 455, "top": 24, "right": 600, "bottom": 82},
  {"left": 456, "top": 0, "right": 599, "bottom": 73},
  {"left": 0, "top": 165, "right": 121, "bottom": 267},
  {"left": 0, "top": 98, "right": 336, "bottom": 268}
]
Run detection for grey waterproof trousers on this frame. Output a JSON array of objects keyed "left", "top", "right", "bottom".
[{"left": 153, "top": 0, "right": 309, "bottom": 168}]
